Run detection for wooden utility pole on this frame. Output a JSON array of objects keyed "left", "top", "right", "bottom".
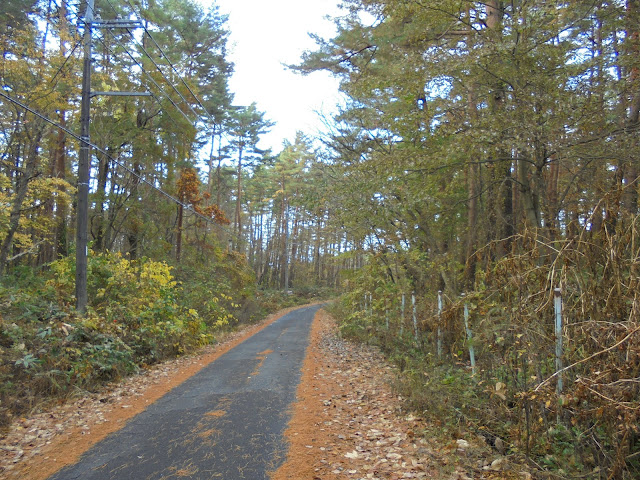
[
  {"left": 75, "top": 0, "right": 147, "bottom": 313},
  {"left": 76, "top": 0, "right": 94, "bottom": 313}
]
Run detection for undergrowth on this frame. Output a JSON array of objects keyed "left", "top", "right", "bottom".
[
  {"left": 330, "top": 216, "right": 640, "bottom": 479},
  {"left": 0, "top": 250, "right": 326, "bottom": 432}
]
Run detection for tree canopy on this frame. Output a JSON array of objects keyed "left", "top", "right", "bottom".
[{"left": 1, "top": 1, "right": 640, "bottom": 477}]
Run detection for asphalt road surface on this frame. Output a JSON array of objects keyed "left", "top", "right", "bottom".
[{"left": 48, "top": 304, "right": 322, "bottom": 480}]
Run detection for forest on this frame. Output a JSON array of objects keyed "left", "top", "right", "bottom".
[
  {"left": 0, "top": 0, "right": 342, "bottom": 443},
  {"left": 1, "top": 0, "right": 640, "bottom": 478}
]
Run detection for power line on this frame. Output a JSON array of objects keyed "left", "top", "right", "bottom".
[
  {"left": 147, "top": 90, "right": 186, "bottom": 129},
  {"left": 141, "top": 26, "right": 209, "bottom": 116},
  {"left": 113, "top": 0, "right": 236, "bottom": 155},
  {"left": 94, "top": 31, "right": 192, "bottom": 126},
  {"left": 101, "top": 0, "right": 203, "bottom": 123},
  {"left": 122, "top": 29, "right": 202, "bottom": 122},
  {"left": 123, "top": 0, "right": 217, "bottom": 122},
  {"left": 80, "top": 7, "right": 233, "bottom": 236},
  {"left": 48, "top": 40, "right": 82, "bottom": 86},
  {"left": 121, "top": 0, "right": 238, "bottom": 175},
  {"left": 93, "top": 19, "right": 202, "bottom": 125},
  {"left": 102, "top": 0, "right": 122, "bottom": 17},
  {"left": 21, "top": 0, "right": 83, "bottom": 102},
  {"left": 0, "top": 89, "right": 238, "bottom": 237},
  {"left": 85, "top": 34, "right": 184, "bottom": 152}
]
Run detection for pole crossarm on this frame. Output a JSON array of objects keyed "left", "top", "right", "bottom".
[
  {"left": 93, "top": 20, "right": 142, "bottom": 29},
  {"left": 91, "top": 91, "right": 152, "bottom": 97}
]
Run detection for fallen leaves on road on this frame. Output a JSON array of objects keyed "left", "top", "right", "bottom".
[
  {"left": 0, "top": 305, "right": 306, "bottom": 480},
  {"left": 272, "top": 309, "right": 444, "bottom": 480},
  {"left": 272, "top": 310, "right": 526, "bottom": 480}
]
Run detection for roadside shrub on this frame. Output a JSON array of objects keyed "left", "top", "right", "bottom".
[
  {"left": 334, "top": 217, "right": 640, "bottom": 479},
  {"left": 0, "top": 247, "right": 323, "bottom": 431},
  {"left": 0, "top": 252, "right": 217, "bottom": 425}
]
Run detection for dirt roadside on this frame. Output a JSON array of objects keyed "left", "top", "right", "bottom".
[
  {"left": 0, "top": 305, "right": 306, "bottom": 480},
  {"left": 1, "top": 306, "right": 518, "bottom": 480},
  {"left": 273, "top": 309, "right": 525, "bottom": 480}
]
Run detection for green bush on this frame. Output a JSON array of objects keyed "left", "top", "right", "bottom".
[
  {"left": 0, "top": 248, "right": 326, "bottom": 430},
  {"left": 0, "top": 251, "right": 244, "bottom": 425}
]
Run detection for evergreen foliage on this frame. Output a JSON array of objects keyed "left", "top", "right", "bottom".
[
  {"left": 303, "top": 1, "right": 640, "bottom": 477},
  {"left": 2, "top": 1, "right": 640, "bottom": 477}
]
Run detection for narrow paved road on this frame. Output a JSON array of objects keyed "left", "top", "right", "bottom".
[{"left": 48, "top": 304, "right": 322, "bottom": 480}]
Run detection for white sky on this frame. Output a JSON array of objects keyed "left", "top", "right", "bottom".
[{"left": 204, "top": 0, "right": 343, "bottom": 153}]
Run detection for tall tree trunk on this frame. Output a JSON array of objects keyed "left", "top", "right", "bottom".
[
  {"left": 0, "top": 128, "right": 42, "bottom": 275},
  {"left": 216, "top": 134, "right": 223, "bottom": 207},
  {"left": 235, "top": 144, "right": 244, "bottom": 250},
  {"left": 282, "top": 198, "right": 290, "bottom": 290},
  {"left": 546, "top": 154, "right": 560, "bottom": 238},
  {"left": 92, "top": 148, "right": 110, "bottom": 251},
  {"left": 314, "top": 216, "right": 323, "bottom": 282},
  {"left": 176, "top": 203, "right": 183, "bottom": 262},
  {"left": 518, "top": 155, "right": 541, "bottom": 231},
  {"left": 53, "top": 110, "right": 69, "bottom": 258},
  {"left": 289, "top": 207, "right": 301, "bottom": 287},
  {"left": 41, "top": 2, "right": 70, "bottom": 263},
  {"left": 464, "top": 158, "right": 479, "bottom": 288},
  {"left": 486, "top": 0, "right": 514, "bottom": 256},
  {"left": 127, "top": 160, "right": 141, "bottom": 260},
  {"left": 127, "top": 106, "right": 148, "bottom": 260},
  {"left": 207, "top": 126, "right": 216, "bottom": 194},
  {"left": 463, "top": 10, "right": 479, "bottom": 288}
]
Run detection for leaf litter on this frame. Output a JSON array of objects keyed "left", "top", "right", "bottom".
[
  {"left": 0, "top": 305, "right": 523, "bottom": 480},
  {"left": 272, "top": 310, "right": 526, "bottom": 480}
]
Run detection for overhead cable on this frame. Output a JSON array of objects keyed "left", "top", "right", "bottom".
[
  {"left": 123, "top": 29, "right": 202, "bottom": 122},
  {"left": 123, "top": 0, "right": 217, "bottom": 122},
  {"left": 102, "top": 0, "right": 203, "bottom": 123},
  {"left": 95, "top": 30, "right": 195, "bottom": 126},
  {"left": 0, "top": 89, "right": 237, "bottom": 237}
]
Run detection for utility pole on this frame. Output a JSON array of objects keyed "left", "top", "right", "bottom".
[
  {"left": 76, "top": 0, "right": 94, "bottom": 313},
  {"left": 75, "top": 0, "right": 148, "bottom": 313}
]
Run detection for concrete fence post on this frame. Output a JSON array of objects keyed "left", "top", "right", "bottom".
[
  {"left": 385, "top": 298, "right": 389, "bottom": 330},
  {"left": 554, "top": 288, "right": 563, "bottom": 394},
  {"left": 437, "top": 290, "right": 443, "bottom": 358},
  {"left": 462, "top": 294, "right": 476, "bottom": 375}
]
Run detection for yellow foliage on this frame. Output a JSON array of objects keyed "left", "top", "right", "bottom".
[
  {"left": 0, "top": 172, "right": 74, "bottom": 250},
  {"left": 140, "top": 261, "right": 176, "bottom": 290}
]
